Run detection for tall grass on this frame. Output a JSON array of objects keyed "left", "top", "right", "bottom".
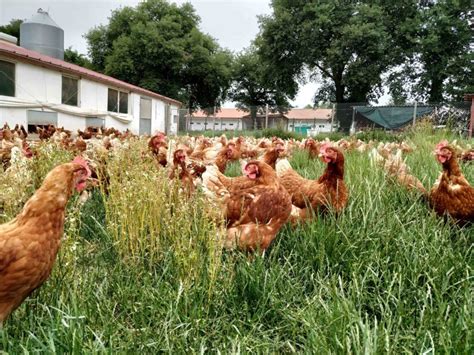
[
  {"left": 0, "top": 130, "right": 472, "bottom": 353},
  {"left": 103, "top": 139, "right": 224, "bottom": 290}
]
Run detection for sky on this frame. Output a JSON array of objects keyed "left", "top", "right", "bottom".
[{"left": 0, "top": 0, "right": 318, "bottom": 107}]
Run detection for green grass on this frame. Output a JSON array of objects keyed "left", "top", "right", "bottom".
[
  {"left": 0, "top": 129, "right": 472, "bottom": 353},
  {"left": 182, "top": 128, "right": 306, "bottom": 141}
]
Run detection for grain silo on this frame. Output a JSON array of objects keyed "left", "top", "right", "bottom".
[{"left": 20, "top": 8, "right": 64, "bottom": 60}]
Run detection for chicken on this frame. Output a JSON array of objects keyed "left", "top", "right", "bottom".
[
  {"left": 461, "top": 148, "right": 474, "bottom": 163},
  {"left": 74, "top": 136, "right": 88, "bottom": 153},
  {"left": 383, "top": 149, "right": 427, "bottom": 194},
  {"left": 148, "top": 132, "right": 168, "bottom": 167},
  {"left": 276, "top": 143, "right": 348, "bottom": 220},
  {"left": 429, "top": 141, "right": 474, "bottom": 224},
  {"left": 169, "top": 148, "right": 195, "bottom": 195},
  {"left": 260, "top": 141, "right": 285, "bottom": 170},
  {"left": 203, "top": 161, "right": 291, "bottom": 252},
  {"left": 202, "top": 160, "right": 259, "bottom": 193},
  {"left": 303, "top": 138, "right": 320, "bottom": 159},
  {"left": 0, "top": 157, "right": 91, "bottom": 326},
  {"left": 215, "top": 145, "right": 236, "bottom": 173},
  {"left": 189, "top": 138, "right": 212, "bottom": 160}
]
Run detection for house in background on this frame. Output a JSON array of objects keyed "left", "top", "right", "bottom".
[
  {"left": 186, "top": 107, "right": 334, "bottom": 135},
  {"left": 0, "top": 9, "right": 181, "bottom": 135}
]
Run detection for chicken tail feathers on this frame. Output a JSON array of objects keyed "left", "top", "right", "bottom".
[
  {"left": 276, "top": 159, "right": 292, "bottom": 176},
  {"left": 201, "top": 165, "right": 228, "bottom": 198}
]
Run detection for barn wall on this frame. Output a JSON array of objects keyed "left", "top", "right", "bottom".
[{"left": 0, "top": 60, "right": 175, "bottom": 135}]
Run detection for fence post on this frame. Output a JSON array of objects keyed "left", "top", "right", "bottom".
[{"left": 412, "top": 102, "right": 418, "bottom": 127}]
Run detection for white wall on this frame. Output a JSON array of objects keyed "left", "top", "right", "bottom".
[
  {"left": 0, "top": 107, "right": 26, "bottom": 127},
  {"left": 15, "top": 62, "right": 61, "bottom": 103},
  {"left": 58, "top": 112, "right": 86, "bottom": 131},
  {"left": 289, "top": 120, "right": 332, "bottom": 134},
  {"left": 80, "top": 78, "right": 107, "bottom": 112},
  {"left": 153, "top": 99, "right": 166, "bottom": 133},
  {"left": 0, "top": 59, "right": 175, "bottom": 135},
  {"left": 169, "top": 105, "right": 179, "bottom": 135},
  {"left": 189, "top": 118, "right": 241, "bottom": 131}
]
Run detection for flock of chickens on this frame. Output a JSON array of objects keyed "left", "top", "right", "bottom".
[{"left": 0, "top": 123, "right": 473, "bottom": 326}]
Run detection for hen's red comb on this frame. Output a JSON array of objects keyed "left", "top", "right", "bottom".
[
  {"left": 319, "top": 142, "right": 332, "bottom": 154},
  {"left": 435, "top": 140, "right": 449, "bottom": 152},
  {"left": 72, "top": 156, "right": 92, "bottom": 177}
]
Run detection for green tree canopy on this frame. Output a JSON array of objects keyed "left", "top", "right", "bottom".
[
  {"left": 85, "top": 0, "right": 232, "bottom": 111},
  {"left": 64, "top": 47, "right": 93, "bottom": 68},
  {"left": 388, "top": 0, "right": 472, "bottom": 103},
  {"left": 0, "top": 19, "right": 23, "bottom": 39},
  {"left": 257, "top": 1, "right": 420, "bottom": 130},
  {"left": 258, "top": 1, "right": 418, "bottom": 103},
  {"left": 228, "top": 47, "right": 291, "bottom": 129}
]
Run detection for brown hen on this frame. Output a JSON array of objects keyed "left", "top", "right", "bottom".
[
  {"left": 429, "top": 141, "right": 474, "bottom": 224},
  {"left": 276, "top": 144, "right": 348, "bottom": 221},
  {"left": 203, "top": 161, "right": 292, "bottom": 252},
  {"left": 0, "top": 157, "right": 91, "bottom": 326}
]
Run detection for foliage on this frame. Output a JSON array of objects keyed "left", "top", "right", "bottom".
[
  {"left": 64, "top": 47, "right": 93, "bottom": 69},
  {"left": 388, "top": 0, "right": 473, "bottom": 103},
  {"left": 257, "top": 1, "right": 418, "bottom": 105},
  {"left": 0, "top": 19, "right": 23, "bottom": 39},
  {"left": 85, "top": 0, "right": 233, "bottom": 111},
  {"left": 228, "top": 47, "right": 292, "bottom": 129},
  {"left": 354, "top": 129, "right": 403, "bottom": 143}
]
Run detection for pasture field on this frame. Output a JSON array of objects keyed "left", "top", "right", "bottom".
[{"left": 0, "top": 127, "right": 472, "bottom": 353}]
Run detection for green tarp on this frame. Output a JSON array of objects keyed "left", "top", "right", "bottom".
[{"left": 354, "top": 106, "right": 434, "bottom": 129}]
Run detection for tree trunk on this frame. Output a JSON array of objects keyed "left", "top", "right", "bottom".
[
  {"left": 428, "top": 76, "right": 445, "bottom": 103},
  {"left": 250, "top": 106, "right": 257, "bottom": 130},
  {"left": 334, "top": 69, "right": 345, "bottom": 103}
]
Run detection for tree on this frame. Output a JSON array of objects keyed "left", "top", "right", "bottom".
[
  {"left": 257, "top": 0, "right": 419, "bottom": 130},
  {"left": 0, "top": 19, "right": 23, "bottom": 39},
  {"left": 388, "top": 0, "right": 472, "bottom": 103},
  {"left": 64, "top": 47, "right": 93, "bottom": 68},
  {"left": 228, "top": 47, "right": 291, "bottom": 129},
  {"left": 85, "top": 0, "right": 232, "bottom": 111}
]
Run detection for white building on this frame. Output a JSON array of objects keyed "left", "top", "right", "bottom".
[
  {"left": 0, "top": 10, "right": 181, "bottom": 135},
  {"left": 185, "top": 108, "right": 333, "bottom": 135},
  {"left": 186, "top": 108, "right": 246, "bottom": 131},
  {"left": 286, "top": 108, "right": 333, "bottom": 135}
]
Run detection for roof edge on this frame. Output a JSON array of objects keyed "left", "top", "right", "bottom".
[{"left": 0, "top": 45, "right": 182, "bottom": 107}]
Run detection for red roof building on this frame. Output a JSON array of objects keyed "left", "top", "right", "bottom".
[{"left": 0, "top": 38, "right": 181, "bottom": 135}]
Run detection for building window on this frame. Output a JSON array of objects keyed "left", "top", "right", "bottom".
[
  {"left": 62, "top": 76, "right": 78, "bottom": 106},
  {"left": 86, "top": 117, "right": 105, "bottom": 128},
  {"left": 108, "top": 88, "right": 129, "bottom": 114},
  {"left": 229, "top": 123, "right": 234, "bottom": 126},
  {"left": 0, "top": 60, "right": 15, "bottom": 97},
  {"left": 319, "top": 125, "right": 325, "bottom": 128}
]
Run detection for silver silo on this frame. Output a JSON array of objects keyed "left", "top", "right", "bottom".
[{"left": 20, "top": 8, "right": 64, "bottom": 60}]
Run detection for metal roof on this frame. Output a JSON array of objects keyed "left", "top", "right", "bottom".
[
  {"left": 0, "top": 41, "right": 182, "bottom": 106},
  {"left": 23, "top": 9, "right": 61, "bottom": 28}
]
